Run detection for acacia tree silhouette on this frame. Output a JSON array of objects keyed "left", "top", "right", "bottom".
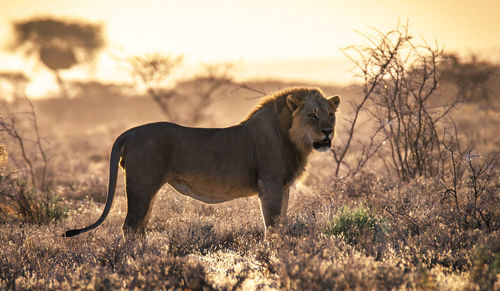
[
  {"left": 129, "top": 54, "right": 235, "bottom": 125},
  {"left": 9, "top": 17, "right": 105, "bottom": 98},
  {"left": 128, "top": 53, "right": 183, "bottom": 120}
]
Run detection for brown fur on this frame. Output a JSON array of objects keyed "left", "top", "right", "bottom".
[{"left": 63, "top": 87, "right": 340, "bottom": 237}]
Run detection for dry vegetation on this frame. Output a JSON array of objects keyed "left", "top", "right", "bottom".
[{"left": 1, "top": 26, "right": 499, "bottom": 290}]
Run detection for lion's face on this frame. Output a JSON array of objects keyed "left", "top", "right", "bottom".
[{"left": 287, "top": 91, "right": 340, "bottom": 153}]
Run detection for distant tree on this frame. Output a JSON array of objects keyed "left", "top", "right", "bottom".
[
  {"left": 0, "top": 71, "right": 29, "bottom": 102},
  {"left": 179, "top": 62, "right": 234, "bottom": 125},
  {"left": 9, "top": 17, "right": 105, "bottom": 98},
  {"left": 129, "top": 54, "right": 235, "bottom": 125},
  {"left": 444, "top": 53, "right": 495, "bottom": 102},
  {"left": 128, "top": 53, "right": 183, "bottom": 119}
]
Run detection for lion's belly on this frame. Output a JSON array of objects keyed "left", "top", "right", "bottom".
[{"left": 168, "top": 178, "right": 256, "bottom": 204}]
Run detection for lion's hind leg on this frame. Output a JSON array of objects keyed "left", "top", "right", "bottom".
[{"left": 122, "top": 167, "right": 164, "bottom": 237}]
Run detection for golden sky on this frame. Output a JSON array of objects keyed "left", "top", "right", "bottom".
[{"left": 1, "top": 0, "right": 499, "bottom": 96}]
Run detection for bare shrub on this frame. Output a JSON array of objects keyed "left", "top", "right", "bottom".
[
  {"left": 128, "top": 53, "right": 183, "bottom": 119},
  {"left": 129, "top": 53, "right": 235, "bottom": 125},
  {"left": 440, "top": 132, "right": 500, "bottom": 231},
  {"left": 370, "top": 175, "right": 498, "bottom": 272},
  {"left": 176, "top": 62, "right": 235, "bottom": 125},
  {"left": 333, "top": 23, "right": 460, "bottom": 180},
  {"left": 371, "top": 44, "right": 458, "bottom": 180},
  {"left": 0, "top": 93, "right": 66, "bottom": 223},
  {"left": 0, "top": 174, "right": 66, "bottom": 223},
  {"left": 0, "top": 94, "right": 49, "bottom": 190},
  {"left": 331, "top": 26, "right": 404, "bottom": 176}
]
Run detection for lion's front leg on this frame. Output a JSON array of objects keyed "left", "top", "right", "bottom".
[
  {"left": 258, "top": 179, "right": 285, "bottom": 233},
  {"left": 281, "top": 188, "right": 289, "bottom": 220}
]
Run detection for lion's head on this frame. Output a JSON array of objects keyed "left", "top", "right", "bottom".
[{"left": 285, "top": 89, "right": 340, "bottom": 153}]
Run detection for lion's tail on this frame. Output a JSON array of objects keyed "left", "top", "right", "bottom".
[{"left": 63, "top": 134, "right": 125, "bottom": 237}]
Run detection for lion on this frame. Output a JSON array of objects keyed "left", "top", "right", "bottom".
[{"left": 63, "top": 87, "right": 340, "bottom": 237}]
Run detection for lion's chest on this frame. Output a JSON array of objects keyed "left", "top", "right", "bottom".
[{"left": 168, "top": 178, "right": 256, "bottom": 204}]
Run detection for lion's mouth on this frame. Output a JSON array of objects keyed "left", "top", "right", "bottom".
[{"left": 313, "top": 138, "right": 331, "bottom": 151}]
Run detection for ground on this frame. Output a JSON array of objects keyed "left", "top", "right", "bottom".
[{"left": 0, "top": 80, "right": 499, "bottom": 290}]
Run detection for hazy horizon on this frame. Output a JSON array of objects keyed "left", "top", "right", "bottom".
[{"left": 1, "top": 0, "right": 499, "bottom": 97}]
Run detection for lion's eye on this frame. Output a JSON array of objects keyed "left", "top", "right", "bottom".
[
  {"left": 329, "top": 112, "right": 334, "bottom": 119},
  {"left": 308, "top": 113, "right": 318, "bottom": 120}
]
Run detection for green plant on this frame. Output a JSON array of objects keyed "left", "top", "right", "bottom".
[
  {"left": 324, "top": 206, "right": 386, "bottom": 244},
  {"left": 0, "top": 174, "right": 66, "bottom": 224}
]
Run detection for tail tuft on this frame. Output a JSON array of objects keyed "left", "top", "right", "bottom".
[{"left": 62, "top": 229, "right": 81, "bottom": 237}]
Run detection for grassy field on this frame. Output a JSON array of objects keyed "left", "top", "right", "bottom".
[{"left": 0, "top": 77, "right": 499, "bottom": 290}]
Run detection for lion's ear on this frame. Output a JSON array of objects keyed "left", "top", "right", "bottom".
[
  {"left": 328, "top": 95, "right": 341, "bottom": 111},
  {"left": 286, "top": 95, "right": 304, "bottom": 112}
]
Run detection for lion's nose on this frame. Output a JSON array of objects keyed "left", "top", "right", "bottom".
[{"left": 322, "top": 129, "right": 333, "bottom": 136}]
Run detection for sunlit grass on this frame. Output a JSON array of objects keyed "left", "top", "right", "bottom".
[{"left": 1, "top": 79, "right": 499, "bottom": 289}]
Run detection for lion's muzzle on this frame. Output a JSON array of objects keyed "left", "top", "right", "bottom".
[{"left": 313, "top": 138, "right": 331, "bottom": 152}]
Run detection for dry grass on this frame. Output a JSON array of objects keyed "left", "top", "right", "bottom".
[
  {"left": 0, "top": 79, "right": 499, "bottom": 290},
  {"left": 2, "top": 173, "right": 498, "bottom": 290}
]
